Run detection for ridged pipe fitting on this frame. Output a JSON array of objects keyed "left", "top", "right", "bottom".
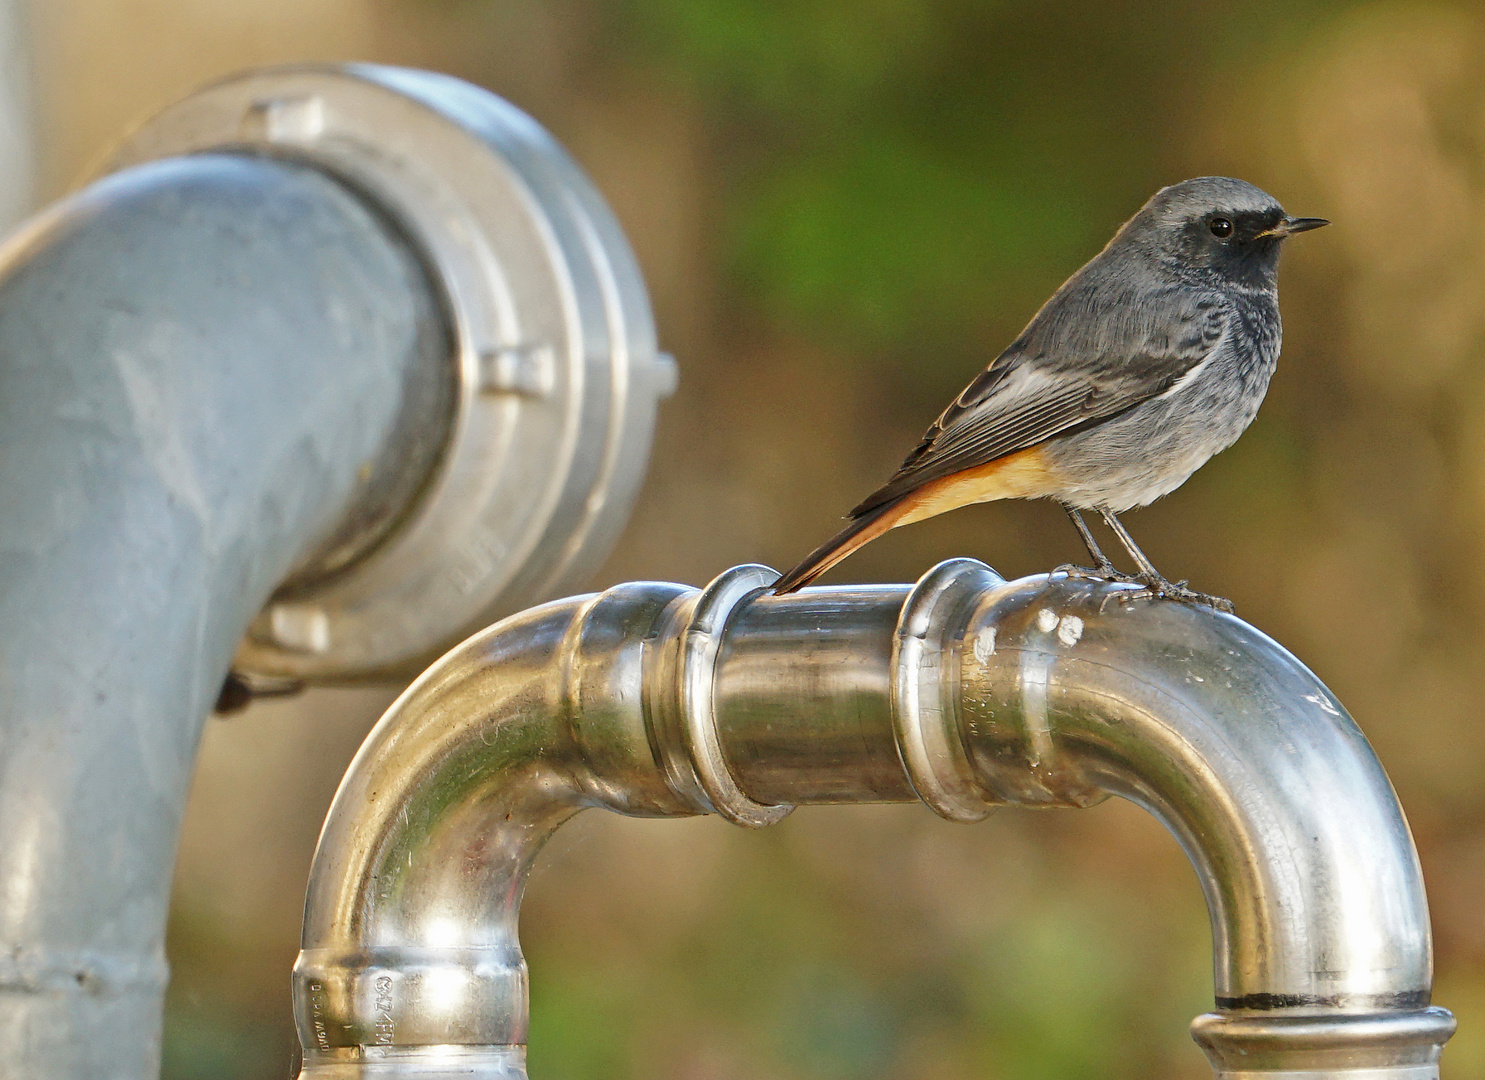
[
  {"left": 294, "top": 562, "right": 1453, "bottom": 1078},
  {"left": 670, "top": 564, "right": 793, "bottom": 827}
]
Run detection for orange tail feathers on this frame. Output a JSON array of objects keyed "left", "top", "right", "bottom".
[
  {"left": 772, "top": 498, "right": 907, "bottom": 594},
  {"left": 771, "top": 447, "right": 1063, "bottom": 594}
]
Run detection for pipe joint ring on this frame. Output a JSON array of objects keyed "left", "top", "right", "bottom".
[
  {"left": 893, "top": 558, "right": 1006, "bottom": 822},
  {"left": 678, "top": 564, "right": 793, "bottom": 828},
  {"left": 1191, "top": 1006, "right": 1455, "bottom": 1077}
]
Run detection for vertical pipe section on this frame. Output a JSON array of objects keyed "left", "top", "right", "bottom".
[
  {"left": 0, "top": 153, "right": 452, "bottom": 1078},
  {"left": 295, "top": 583, "right": 697, "bottom": 1078}
]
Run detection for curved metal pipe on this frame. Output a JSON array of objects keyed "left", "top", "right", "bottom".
[
  {"left": 295, "top": 562, "right": 1453, "bottom": 1078},
  {"left": 0, "top": 152, "right": 454, "bottom": 1077},
  {"left": 0, "top": 65, "right": 671, "bottom": 1080}
]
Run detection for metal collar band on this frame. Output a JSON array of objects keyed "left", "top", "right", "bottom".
[{"left": 107, "top": 65, "right": 677, "bottom": 678}]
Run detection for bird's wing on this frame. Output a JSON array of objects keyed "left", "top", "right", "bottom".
[{"left": 850, "top": 290, "right": 1231, "bottom": 516}]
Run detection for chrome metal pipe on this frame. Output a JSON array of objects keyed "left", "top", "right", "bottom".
[{"left": 295, "top": 561, "right": 1453, "bottom": 1078}]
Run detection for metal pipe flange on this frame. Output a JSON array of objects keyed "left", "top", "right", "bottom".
[
  {"left": 106, "top": 64, "right": 675, "bottom": 678},
  {"left": 1190, "top": 1007, "right": 1456, "bottom": 1077},
  {"left": 678, "top": 565, "right": 793, "bottom": 827},
  {"left": 892, "top": 558, "right": 1006, "bottom": 822}
]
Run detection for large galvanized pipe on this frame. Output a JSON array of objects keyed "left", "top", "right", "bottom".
[
  {"left": 294, "top": 562, "right": 1454, "bottom": 1079},
  {"left": 0, "top": 65, "right": 669, "bottom": 1079},
  {"left": 0, "top": 150, "right": 454, "bottom": 1080}
]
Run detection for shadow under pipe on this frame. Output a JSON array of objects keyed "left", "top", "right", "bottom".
[{"left": 295, "top": 561, "right": 1454, "bottom": 1078}]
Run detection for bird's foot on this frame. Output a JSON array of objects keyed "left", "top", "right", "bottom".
[
  {"left": 1053, "top": 560, "right": 1140, "bottom": 584},
  {"left": 1115, "top": 574, "right": 1235, "bottom": 615}
]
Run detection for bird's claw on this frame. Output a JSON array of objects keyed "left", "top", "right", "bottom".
[
  {"left": 1110, "top": 574, "right": 1234, "bottom": 615},
  {"left": 1053, "top": 561, "right": 1140, "bottom": 584}
]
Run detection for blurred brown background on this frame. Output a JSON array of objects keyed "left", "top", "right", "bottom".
[{"left": 19, "top": 0, "right": 1485, "bottom": 1076}]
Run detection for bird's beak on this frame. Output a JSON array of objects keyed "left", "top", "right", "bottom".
[{"left": 1260, "top": 216, "right": 1330, "bottom": 238}]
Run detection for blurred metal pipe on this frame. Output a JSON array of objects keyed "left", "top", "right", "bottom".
[
  {"left": 294, "top": 561, "right": 1453, "bottom": 1079},
  {"left": 109, "top": 65, "right": 675, "bottom": 680},
  {"left": 0, "top": 151, "right": 454, "bottom": 1078},
  {"left": 0, "top": 64, "right": 669, "bottom": 1079}
]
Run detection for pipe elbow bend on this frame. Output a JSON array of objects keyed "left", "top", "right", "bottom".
[
  {"left": 927, "top": 562, "right": 1452, "bottom": 1074},
  {"left": 295, "top": 561, "right": 1453, "bottom": 1078}
]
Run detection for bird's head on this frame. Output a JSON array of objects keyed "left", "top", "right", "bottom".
[{"left": 1127, "top": 176, "right": 1328, "bottom": 287}]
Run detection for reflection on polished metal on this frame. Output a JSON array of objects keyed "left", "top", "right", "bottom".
[
  {"left": 110, "top": 65, "right": 675, "bottom": 678},
  {"left": 296, "top": 561, "right": 1453, "bottom": 1078}
]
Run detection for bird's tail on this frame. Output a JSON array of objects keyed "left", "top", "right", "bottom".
[{"left": 772, "top": 498, "right": 907, "bottom": 594}]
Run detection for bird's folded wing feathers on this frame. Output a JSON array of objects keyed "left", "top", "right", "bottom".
[{"left": 850, "top": 292, "right": 1230, "bottom": 516}]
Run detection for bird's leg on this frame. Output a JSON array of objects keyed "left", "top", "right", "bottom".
[
  {"left": 1054, "top": 503, "right": 1138, "bottom": 582},
  {"left": 1097, "top": 509, "right": 1234, "bottom": 614}
]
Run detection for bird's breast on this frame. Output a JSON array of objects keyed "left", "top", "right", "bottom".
[{"left": 1042, "top": 297, "right": 1281, "bottom": 512}]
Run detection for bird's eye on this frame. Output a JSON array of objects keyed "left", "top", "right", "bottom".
[{"left": 1209, "top": 217, "right": 1234, "bottom": 238}]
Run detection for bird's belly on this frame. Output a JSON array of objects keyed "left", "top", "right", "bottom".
[
  {"left": 1042, "top": 367, "right": 1269, "bottom": 512},
  {"left": 895, "top": 446, "right": 1061, "bottom": 525}
]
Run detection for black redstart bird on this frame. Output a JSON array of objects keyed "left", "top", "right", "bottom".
[{"left": 772, "top": 176, "right": 1327, "bottom": 611}]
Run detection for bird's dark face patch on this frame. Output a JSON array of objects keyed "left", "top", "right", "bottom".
[
  {"left": 1127, "top": 177, "right": 1302, "bottom": 287},
  {"left": 1166, "top": 204, "right": 1288, "bottom": 286},
  {"left": 1192, "top": 207, "right": 1285, "bottom": 278}
]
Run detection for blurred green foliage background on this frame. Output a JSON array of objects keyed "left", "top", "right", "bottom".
[{"left": 29, "top": 0, "right": 1485, "bottom": 1077}]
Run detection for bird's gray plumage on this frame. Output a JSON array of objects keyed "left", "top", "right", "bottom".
[
  {"left": 774, "top": 176, "right": 1327, "bottom": 600},
  {"left": 854, "top": 176, "right": 1290, "bottom": 516}
]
